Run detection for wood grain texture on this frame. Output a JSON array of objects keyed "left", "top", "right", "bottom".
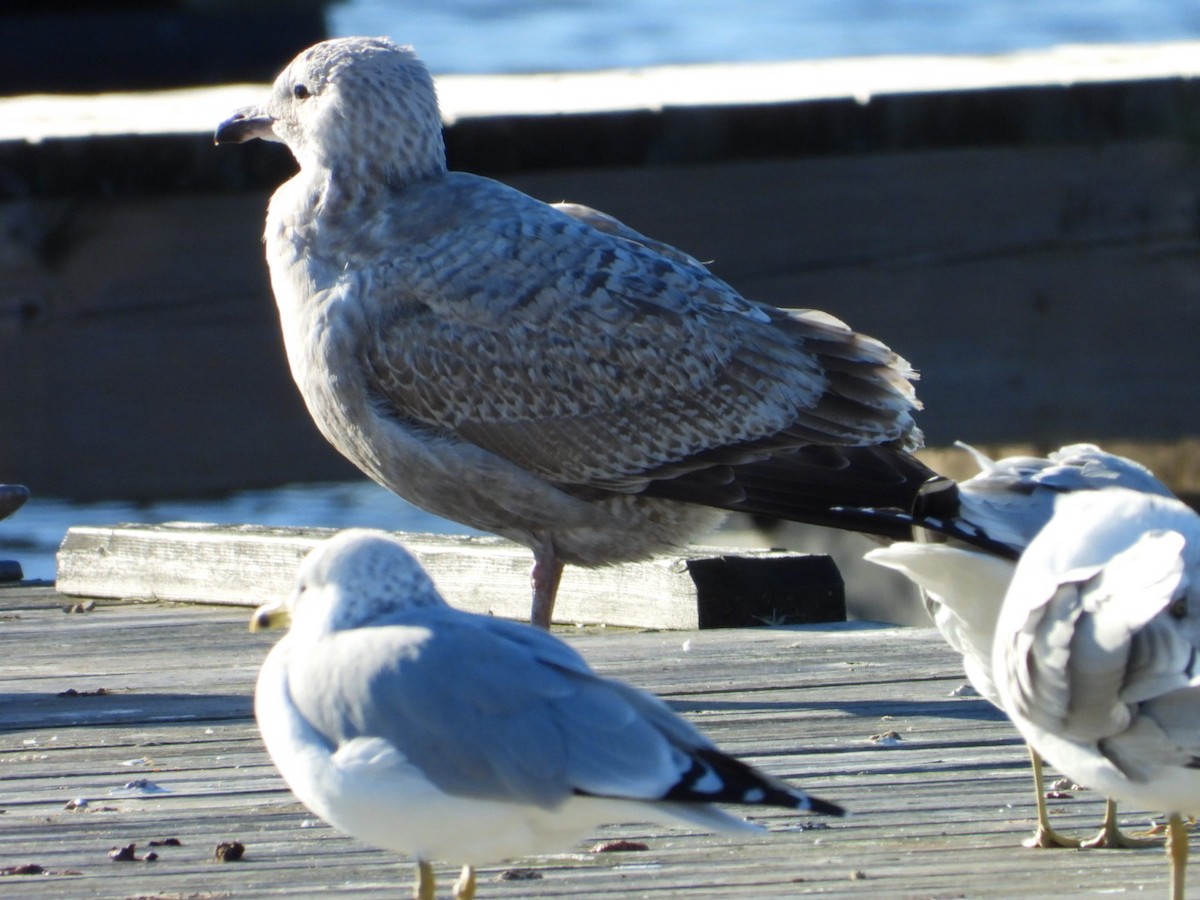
[
  {"left": 55, "top": 524, "right": 845, "bottom": 629},
  {"left": 0, "top": 583, "right": 1177, "bottom": 898}
]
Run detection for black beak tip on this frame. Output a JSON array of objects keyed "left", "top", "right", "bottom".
[
  {"left": 214, "top": 114, "right": 247, "bottom": 145},
  {"left": 214, "top": 117, "right": 237, "bottom": 145},
  {"left": 214, "top": 110, "right": 275, "bottom": 146}
]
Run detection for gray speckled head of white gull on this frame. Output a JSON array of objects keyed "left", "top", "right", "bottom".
[
  {"left": 250, "top": 529, "right": 843, "bottom": 900},
  {"left": 864, "top": 443, "right": 1175, "bottom": 851},
  {"left": 216, "top": 35, "right": 938, "bottom": 628},
  {"left": 991, "top": 487, "right": 1200, "bottom": 900}
]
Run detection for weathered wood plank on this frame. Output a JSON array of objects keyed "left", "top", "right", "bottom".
[
  {"left": 0, "top": 583, "right": 1178, "bottom": 898},
  {"left": 54, "top": 523, "right": 845, "bottom": 629}
]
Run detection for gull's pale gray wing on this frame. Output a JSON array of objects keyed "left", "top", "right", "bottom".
[
  {"left": 990, "top": 490, "right": 1200, "bottom": 900},
  {"left": 283, "top": 608, "right": 719, "bottom": 809},
  {"left": 1125, "top": 689, "right": 1200, "bottom": 776},
  {"left": 998, "top": 491, "right": 1200, "bottom": 754},
  {"left": 954, "top": 442, "right": 1174, "bottom": 550},
  {"left": 1037, "top": 444, "right": 1173, "bottom": 495},
  {"left": 864, "top": 444, "right": 1179, "bottom": 695},
  {"left": 355, "top": 173, "right": 921, "bottom": 495}
]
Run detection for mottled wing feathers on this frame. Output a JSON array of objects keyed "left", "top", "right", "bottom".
[
  {"left": 552, "top": 202, "right": 709, "bottom": 270},
  {"left": 359, "top": 174, "right": 920, "bottom": 492}
]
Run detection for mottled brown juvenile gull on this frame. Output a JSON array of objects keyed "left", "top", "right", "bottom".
[
  {"left": 865, "top": 443, "right": 1174, "bottom": 849},
  {"left": 216, "top": 36, "right": 935, "bottom": 627},
  {"left": 251, "top": 529, "right": 843, "bottom": 900}
]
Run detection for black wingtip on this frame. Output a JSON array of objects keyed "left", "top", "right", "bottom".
[
  {"left": 831, "top": 504, "right": 1021, "bottom": 561},
  {"left": 663, "top": 747, "right": 846, "bottom": 819},
  {"left": 805, "top": 795, "right": 847, "bottom": 817},
  {"left": 639, "top": 445, "right": 949, "bottom": 543}
]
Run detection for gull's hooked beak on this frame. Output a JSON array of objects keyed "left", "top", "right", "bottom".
[
  {"left": 249, "top": 599, "right": 291, "bottom": 632},
  {"left": 215, "top": 106, "right": 277, "bottom": 145}
]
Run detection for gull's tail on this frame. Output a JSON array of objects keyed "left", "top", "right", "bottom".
[{"left": 640, "top": 442, "right": 1025, "bottom": 558}]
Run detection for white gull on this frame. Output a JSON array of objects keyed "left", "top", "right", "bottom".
[
  {"left": 994, "top": 487, "right": 1200, "bottom": 900},
  {"left": 250, "top": 529, "right": 843, "bottom": 900},
  {"left": 865, "top": 443, "right": 1174, "bottom": 849},
  {"left": 215, "top": 36, "right": 934, "bottom": 628}
]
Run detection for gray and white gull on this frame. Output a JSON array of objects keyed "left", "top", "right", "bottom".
[
  {"left": 251, "top": 529, "right": 843, "bottom": 900},
  {"left": 865, "top": 443, "right": 1176, "bottom": 849},
  {"left": 995, "top": 487, "right": 1200, "bottom": 900},
  {"left": 216, "top": 36, "right": 938, "bottom": 627}
]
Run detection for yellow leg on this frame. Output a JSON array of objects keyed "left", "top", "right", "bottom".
[
  {"left": 1168, "top": 813, "right": 1188, "bottom": 900},
  {"left": 453, "top": 864, "right": 477, "bottom": 900},
  {"left": 1023, "top": 746, "right": 1081, "bottom": 849},
  {"left": 1080, "top": 799, "right": 1162, "bottom": 850},
  {"left": 414, "top": 860, "right": 436, "bottom": 900}
]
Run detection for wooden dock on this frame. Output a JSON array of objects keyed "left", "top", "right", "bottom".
[{"left": 1, "top": 582, "right": 1182, "bottom": 898}]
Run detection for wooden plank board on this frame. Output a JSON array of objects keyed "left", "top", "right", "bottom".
[
  {"left": 0, "top": 583, "right": 1179, "bottom": 898},
  {"left": 54, "top": 523, "right": 845, "bottom": 630}
]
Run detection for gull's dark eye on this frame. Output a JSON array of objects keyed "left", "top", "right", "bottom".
[{"left": 293, "top": 83, "right": 311, "bottom": 100}]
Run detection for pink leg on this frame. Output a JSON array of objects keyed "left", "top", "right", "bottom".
[{"left": 530, "top": 543, "right": 564, "bottom": 630}]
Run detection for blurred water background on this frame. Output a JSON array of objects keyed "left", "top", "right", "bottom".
[
  {"left": 6, "top": 0, "right": 1200, "bottom": 581},
  {"left": 330, "top": 0, "right": 1200, "bottom": 74}
]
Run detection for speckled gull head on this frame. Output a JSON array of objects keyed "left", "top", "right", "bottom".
[
  {"left": 250, "top": 528, "right": 442, "bottom": 639},
  {"left": 250, "top": 529, "right": 843, "bottom": 900},
  {"left": 215, "top": 36, "right": 445, "bottom": 184}
]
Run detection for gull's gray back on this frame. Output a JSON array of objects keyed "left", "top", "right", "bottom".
[
  {"left": 283, "top": 605, "right": 711, "bottom": 809},
  {"left": 957, "top": 443, "right": 1173, "bottom": 550}
]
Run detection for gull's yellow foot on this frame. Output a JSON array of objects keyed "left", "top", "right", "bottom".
[
  {"left": 414, "top": 860, "right": 436, "bottom": 900},
  {"left": 453, "top": 864, "right": 477, "bottom": 900},
  {"left": 1024, "top": 821, "right": 1082, "bottom": 849},
  {"left": 1023, "top": 747, "right": 1081, "bottom": 849},
  {"left": 1080, "top": 800, "right": 1163, "bottom": 850},
  {"left": 1024, "top": 822, "right": 1082, "bottom": 849},
  {"left": 1168, "top": 813, "right": 1188, "bottom": 900}
]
